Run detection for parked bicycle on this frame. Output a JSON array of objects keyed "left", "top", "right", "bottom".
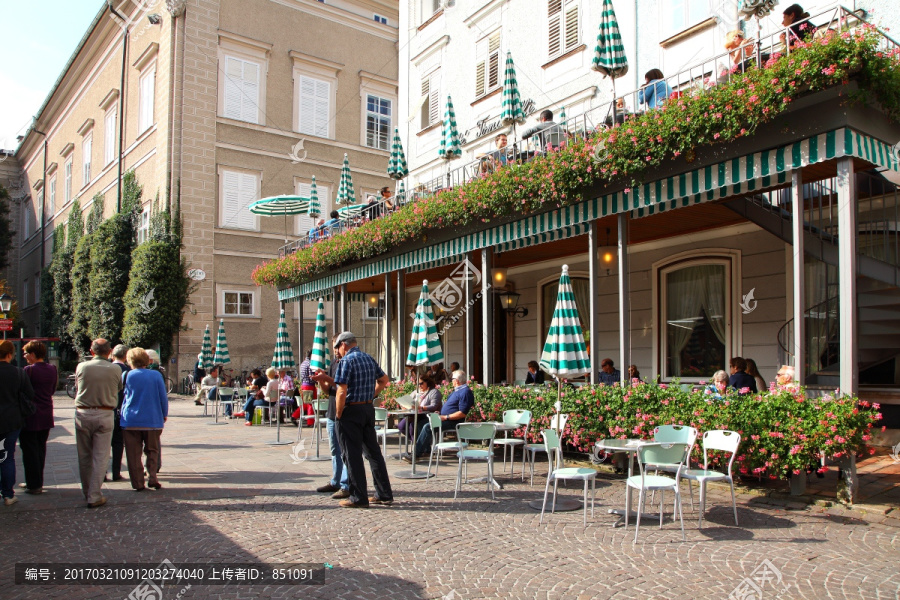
[{"left": 66, "top": 374, "right": 77, "bottom": 399}]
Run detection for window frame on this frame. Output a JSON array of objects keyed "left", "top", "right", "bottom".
[
  {"left": 547, "top": 0, "right": 581, "bottom": 61},
  {"left": 137, "top": 206, "right": 151, "bottom": 244},
  {"left": 662, "top": 0, "right": 711, "bottom": 38},
  {"left": 48, "top": 176, "right": 56, "bottom": 215},
  {"left": 474, "top": 30, "right": 502, "bottom": 99},
  {"left": 104, "top": 107, "right": 117, "bottom": 166},
  {"left": 217, "top": 33, "right": 271, "bottom": 127},
  {"left": 291, "top": 52, "right": 340, "bottom": 141},
  {"left": 82, "top": 133, "right": 92, "bottom": 187},
  {"left": 138, "top": 63, "right": 157, "bottom": 134},
  {"left": 217, "top": 286, "right": 260, "bottom": 319},
  {"left": 363, "top": 93, "right": 393, "bottom": 151},
  {"left": 23, "top": 198, "right": 32, "bottom": 240},
  {"left": 23, "top": 278, "right": 29, "bottom": 309},
  {"left": 217, "top": 166, "right": 261, "bottom": 232},
  {"left": 64, "top": 159, "right": 73, "bottom": 205},
  {"left": 419, "top": 68, "right": 441, "bottom": 131}
]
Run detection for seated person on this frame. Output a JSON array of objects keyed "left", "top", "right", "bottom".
[
  {"left": 727, "top": 357, "right": 758, "bottom": 394},
  {"left": 521, "top": 110, "right": 565, "bottom": 152},
  {"left": 491, "top": 132, "right": 510, "bottom": 166},
  {"left": 781, "top": 4, "right": 815, "bottom": 49},
  {"left": 598, "top": 358, "right": 621, "bottom": 386},
  {"left": 406, "top": 369, "right": 474, "bottom": 461},
  {"left": 195, "top": 365, "right": 220, "bottom": 406},
  {"left": 524, "top": 360, "right": 545, "bottom": 385},
  {"left": 776, "top": 364, "right": 799, "bottom": 391},
  {"left": 322, "top": 210, "right": 340, "bottom": 233},
  {"left": 398, "top": 376, "right": 443, "bottom": 438},
  {"left": 365, "top": 194, "right": 381, "bottom": 220},
  {"left": 704, "top": 370, "right": 729, "bottom": 399},
  {"left": 278, "top": 368, "right": 294, "bottom": 411},
  {"left": 308, "top": 218, "right": 325, "bottom": 243},
  {"left": 604, "top": 97, "right": 630, "bottom": 127},
  {"left": 627, "top": 364, "right": 641, "bottom": 382},
  {"left": 724, "top": 30, "right": 757, "bottom": 72},
  {"left": 638, "top": 69, "right": 672, "bottom": 110},
  {"left": 235, "top": 368, "right": 267, "bottom": 421},
  {"left": 380, "top": 187, "right": 395, "bottom": 212}
]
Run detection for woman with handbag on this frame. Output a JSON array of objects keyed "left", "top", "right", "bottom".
[
  {"left": 19, "top": 341, "right": 57, "bottom": 494},
  {"left": 0, "top": 340, "right": 35, "bottom": 506}
]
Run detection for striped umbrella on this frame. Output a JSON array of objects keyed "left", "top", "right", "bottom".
[
  {"left": 387, "top": 128, "right": 408, "bottom": 180},
  {"left": 558, "top": 106, "right": 568, "bottom": 133},
  {"left": 591, "top": 0, "right": 629, "bottom": 119},
  {"left": 271, "top": 308, "right": 295, "bottom": 370},
  {"left": 500, "top": 52, "right": 526, "bottom": 128},
  {"left": 397, "top": 180, "right": 406, "bottom": 205},
  {"left": 308, "top": 176, "right": 321, "bottom": 219},
  {"left": 540, "top": 265, "right": 590, "bottom": 378},
  {"left": 248, "top": 195, "right": 310, "bottom": 216},
  {"left": 438, "top": 95, "right": 462, "bottom": 161},
  {"left": 337, "top": 153, "right": 356, "bottom": 205},
  {"left": 200, "top": 324, "right": 214, "bottom": 370},
  {"left": 406, "top": 280, "right": 444, "bottom": 367},
  {"left": 309, "top": 299, "right": 329, "bottom": 372},
  {"left": 213, "top": 319, "right": 231, "bottom": 366}
]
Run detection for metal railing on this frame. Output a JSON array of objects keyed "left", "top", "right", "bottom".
[
  {"left": 279, "top": 4, "right": 897, "bottom": 259},
  {"left": 777, "top": 294, "right": 840, "bottom": 377}
]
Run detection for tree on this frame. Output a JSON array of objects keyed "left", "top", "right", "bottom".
[
  {"left": 52, "top": 200, "right": 83, "bottom": 352},
  {"left": 85, "top": 194, "right": 103, "bottom": 234},
  {"left": 68, "top": 230, "right": 95, "bottom": 353},
  {"left": 0, "top": 185, "right": 14, "bottom": 271},
  {"left": 40, "top": 226, "right": 64, "bottom": 336}
]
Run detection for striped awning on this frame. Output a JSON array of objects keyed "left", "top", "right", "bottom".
[{"left": 279, "top": 128, "right": 898, "bottom": 302}]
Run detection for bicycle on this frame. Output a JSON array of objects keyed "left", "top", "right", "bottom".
[
  {"left": 66, "top": 374, "right": 77, "bottom": 399},
  {"left": 181, "top": 371, "right": 196, "bottom": 396},
  {"left": 159, "top": 366, "right": 175, "bottom": 394}
]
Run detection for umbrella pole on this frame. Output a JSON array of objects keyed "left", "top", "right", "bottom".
[
  {"left": 268, "top": 398, "right": 291, "bottom": 445},
  {"left": 611, "top": 77, "right": 618, "bottom": 126},
  {"left": 395, "top": 380, "right": 433, "bottom": 479}
]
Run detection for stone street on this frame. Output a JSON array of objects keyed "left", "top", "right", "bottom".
[{"left": 1, "top": 394, "right": 898, "bottom": 600}]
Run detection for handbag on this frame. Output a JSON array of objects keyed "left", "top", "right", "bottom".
[
  {"left": 254, "top": 388, "right": 265, "bottom": 400},
  {"left": 19, "top": 369, "right": 36, "bottom": 418}
]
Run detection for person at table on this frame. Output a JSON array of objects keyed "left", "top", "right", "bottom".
[
  {"left": 627, "top": 364, "right": 641, "bottom": 382},
  {"left": 365, "top": 194, "right": 381, "bottom": 221},
  {"left": 638, "top": 69, "right": 672, "bottom": 110},
  {"left": 521, "top": 110, "right": 564, "bottom": 153},
  {"left": 405, "top": 369, "right": 474, "bottom": 462},
  {"left": 524, "top": 361, "right": 545, "bottom": 385},
  {"left": 598, "top": 358, "right": 621, "bottom": 386},
  {"left": 724, "top": 30, "right": 757, "bottom": 73},
  {"left": 781, "top": 4, "right": 814, "bottom": 49},
  {"left": 604, "top": 97, "right": 630, "bottom": 127},
  {"left": 235, "top": 368, "right": 266, "bottom": 420},
  {"left": 380, "top": 187, "right": 395, "bottom": 212},
  {"left": 398, "top": 376, "right": 442, "bottom": 439},
  {"left": 308, "top": 218, "right": 326, "bottom": 243},
  {"left": 322, "top": 210, "right": 340, "bottom": 236},
  {"left": 491, "top": 133, "right": 510, "bottom": 166},
  {"left": 727, "top": 357, "right": 758, "bottom": 394},
  {"left": 704, "top": 370, "right": 729, "bottom": 400},
  {"left": 242, "top": 368, "right": 278, "bottom": 426}
]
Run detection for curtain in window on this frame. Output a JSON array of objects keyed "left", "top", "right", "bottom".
[
  {"left": 666, "top": 268, "right": 704, "bottom": 376},
  {"left": 700, "top": 265, "right": 727, "bottom": 346}
]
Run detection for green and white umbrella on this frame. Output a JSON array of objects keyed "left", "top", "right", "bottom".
[
  {"left": 438, "top": 95, "right": 462, "bottom": 161},
  {"left": 213, "top": 319, "right": 231, "bottom": 366},
  {"left": 308, "top": 176, "right": 321, "bottom": 219},
  {"left": 337, "top": 203, "right": 369, "bottom": 219},
  {"left": 271, "top": 308, "right": 295, "bottom": 371},
  {"left": 500, "top": 52, "right": 526, "bottom": 131},
  {"left": 397, "top": 180, "right": 406, "bottom": 205},
  {"left": 200, "top": 324, "right": 214, "bottom": 370},
  {"left": 406, "top": 280, "right": 444, "bottom": 367},
  {"left": 249, "top": 194, "right": 312, "bottom": 243},
  {"left": 337, "top": 153, "right": 356, "bottom": 205},
  {"left": 309, "top": 299, "right": 329, "bottom": 372},
  {"left": 591, "top": 0, "right": 629, "bottom": 120},
  {"left": 387, "top": 128, "right": 408, "bottom": 180}
]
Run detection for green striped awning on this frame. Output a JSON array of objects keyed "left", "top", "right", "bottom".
[{"left": 279, "top": 128, "right": 898, "bottom": 302}]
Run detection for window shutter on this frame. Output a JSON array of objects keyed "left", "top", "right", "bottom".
[
  {"left": 564, "top": 0, "right": 579, "bottom": 51},
  {"left": 296, "top": 182, "right": 314, "bottom": 233},
  {"left": 548, "top": 0, "right": 562, "bottom": 57},
  {"left": 223, "top": 57, "right": 243, "bottom": 120},
  {"left": 420, "top": 76, "right": 431, "bottom": 127},
  {"left": 140, "top": 68, "right": 155, "bottom": 131},
  {"left": 222, "top": 170, "right": 241, "bottom": 228},
  {"left": 82, "top": 137, "right": 92, "bottom": 184},
  {"left": 237, "top": 172, "right": 258, "bottom": 230},
  {"left": 241, "top": 61, "right": 260, "bottom": 123},
  {"left": 475, "top": 37, "right": 487, "bottom": 97},
  {"left": 428, "top": 71, "right": 440, "bottom": 125},
  {"left": 313, "top": 79, "right": 330, "bottom": 138},
  {"left": 488, "top": 32, "right": 501, "bottom": 90}
]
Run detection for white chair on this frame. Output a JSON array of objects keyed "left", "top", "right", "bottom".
[
  {"left": 493, "top": 409, "right": 531, "bottom": 476},
  {"left": 539, "top": 429, "right": 598, "bottom": 527},
  {"left": 524, "top": 413, "right": 568, "bottom": 485},
  {"left": 682, "top": 430, "right": 741, "bottom": 528},
  {"left": 425, "top": 412, "right": 467, "bottom": 476},
  {"left": 374, "top": 408, "right": 405, "bottom": 456},
  {"left": 648, "top": 425, "right": 698, "bottom": 509},
  {"left": 625, "top": 442, "right": 688, "bottom": 543},
  {"left": 215, "top": 387, "right": 235, "bottom": 420},
  {"left": 233, "top": 387, "right": 249, "bottom": 419},
  {"left": 454, "top": 423, "right": 497, "bottom": 500}
]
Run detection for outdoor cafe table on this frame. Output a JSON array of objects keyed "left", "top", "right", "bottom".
[
  {"left": 386, "top": 409, "right": 415, "bottom": 459},
  {"left": 472, "top": 421, "right": 520, "bottom": 491},
  {"left": 391, "top": 408, "right": 435, "bottom": 480},
  {"left": 596, "top": 438, "right": 666, "bottom": 527}
]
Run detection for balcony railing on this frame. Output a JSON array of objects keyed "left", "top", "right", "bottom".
[{"left": 279, "top": 4, "right": 897, "bottom": 259}]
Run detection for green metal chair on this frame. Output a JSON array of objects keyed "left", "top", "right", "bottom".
[
  {"left": 625, "top": 442, "right": 688, "bottom": 543},
  {"left": 524, "top": 413, "right": 568, "bottom": 485},
  {"left": 539, "top": 429, "right": 598, "bottom": 527},
  {"left": 493, "top": 409, "right": 531, "bottom": 477},
  {"left": 425, "top": 412, "right": 467, "bottom": 476},
  {"left": 648, "top": 425, "right": 698, "bottom": 509},
  {"left": 454, "top": 423, "right": 497, "bottom": 500}
]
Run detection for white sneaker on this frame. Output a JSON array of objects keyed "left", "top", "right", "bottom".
[{"left": 4, "top": 496, "right": 18, "bottom": 506}]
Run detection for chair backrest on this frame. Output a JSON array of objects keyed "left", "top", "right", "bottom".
[
  {"left": 216, "top": 387, "right": 234, "bottom": 401},
  {"left": 541, "top": 429, "right": 564, "bottom": 469},
  {"left": 502, "top": 409, "right": 532, "bottom": 427},
  {"left": 314, "top": 399, "right": 330, "bottom": 412},
  {"left": 549, "top": 413, "right": 569, "bottom": 433},
  {"left": 637, "top": 442, "right": 688, "bottom": 478},
  {"left": 266, "top": 383, "right": 278, "bottom": 402},
  {"left": 300, "top": 390, "right": 314, "bottom": 402},
  {"left": 653, "top": 425, "right": 698, "bottom": 446},
  {"left": 456, "top": 423, "right": 496, "bottom": 444},
  {"left": 427, "top": 412, "right": 442, "bottom": 430},
  {"left": 374, "top": 407, "right": 387, "bottom": 421},
  {"left": 701, "top": 430, "right": 741, "bottom": 472},
  {"left": 235, "top": 388, "right": 248, "bottom": 400}
]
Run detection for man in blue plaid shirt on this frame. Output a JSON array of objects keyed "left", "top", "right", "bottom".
[{"left": 332, "top": 331, "right": 393, "bottom": 508}]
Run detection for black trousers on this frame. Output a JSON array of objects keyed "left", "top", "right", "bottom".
[
  {"left": 335, "top": 404, "right": 393, "bottom": 505},
  {"left": 111, "top": 417, "right": 124, "bottom": 479},
  {"left": 18, "top": 429, "right": 50, "bottom": 490}
]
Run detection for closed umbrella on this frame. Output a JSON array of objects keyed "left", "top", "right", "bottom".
[
  {"left": 591, "top": 0, "right": 629, "bottom": 123},
  {"left": 308, "top": 176, "right": 321, "bottom": 219},
  {"left": 213, "top": 319, "right": 231, "bottom": 366},
  {"left": 268, "top": 307, "right": 295, "bottom": 445},
  {"left": 500, "top": 52, "right": 526, "bottom": 139},
  {"left": 337, "top": 153, "right": 356, "bottom": 205},
  {"left": 439, "top": 95, "right": 461, "bottom": 185},
  {"left": 397, "top": 180, "right": 406, "bottom": 206},
  {"left": 387, "top": 128, "right": 408, "bottom": 180},
  {"left": 398, "top": 280, "right": 443, "bottom": 479},
  {"left": 309, "top": 299, "right": 329, "bottom": 372},
  {"left": 200, "top": 324, "right": 214, "bottom": 370}
]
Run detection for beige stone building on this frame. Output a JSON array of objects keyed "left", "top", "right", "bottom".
[{"left": 13, "top": 0, "right": 399, "bottom": 376}]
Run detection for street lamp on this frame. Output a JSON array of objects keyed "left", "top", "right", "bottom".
[
  {"left": 0, "top": 293, "right": 11, "bottom": 340},
  {"left": 496, "top": 289, "right": 528, "bottom": 318}
]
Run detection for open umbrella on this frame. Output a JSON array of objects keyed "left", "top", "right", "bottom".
[
  {"left": 249, "top": 194, "right": 311, "bottom": 243},
  {"left": 337, "top": 153, "right": 356, "bottom": 205},
  {"left": 308, "top": 176, "right": 321, "bottom": 219},
  {"left": 309, "top": 299, "right": 329, "bottom": 372},
  {"left": 397, "top": 280, "right": 443, "bottom": 479},
  {"left": 213, "top": 319, "right": 231, "bottom": 366},
  {"left": 200, "top": 324, "right": 214, "bottom": 370},
  {"left": 387, "top": 128, "right": 408, "bottom": 180},
  {"left": 500, "top": 52, "right": 526, "bottom": 139},
  {"left": 591, "top": 0, "right": 629, "bottom": 123}
]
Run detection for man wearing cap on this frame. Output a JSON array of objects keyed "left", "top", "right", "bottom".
[
  {"left": 405, "top": 369, "right": 474, "bottom": 462},
  {"left": 74, "top": 338, "right": 123, "bottom": 508},
  {"left": 331, "top": 331, "right": 394, "bottom": 508}
]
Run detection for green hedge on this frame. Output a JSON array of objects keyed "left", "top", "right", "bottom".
[{"left": 379, "top": 380, "right": 880, "bottom": 478}]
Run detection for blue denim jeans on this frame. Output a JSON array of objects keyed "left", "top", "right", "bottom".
[
  {"left": 327, "top": 418, "right": 349, "bottom": 490},
  {"left": 0, "top": 429, "right": 21, "bottom": 499},
  {"left": 244, "top": 398, "right": 270, "bottom": 422}
]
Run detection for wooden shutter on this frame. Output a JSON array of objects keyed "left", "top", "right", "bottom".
[
  {"left": 241, "top": 61, "right": 260, "bottom": 123},
  {"left": 487, "top": 32, "right": 501, "bottom": 90},
  {"left": 296, "top": 182, "right": 313, "bottom": 234},
  {"left": 298, "top": 76, "right": 330, "bottom": 137},
  {"left": 82, "top": 137, "right": 91, "bottom": 185},
  {"left": 237, "top": 172, "right": 258, "bottom": 230},
  {"left": 224, "top": 57, "right": 243, "bottom": 119},
  {"left": 224, "top": 58, "right": 260, "bottom": 124},
  {"left": 140, "top": 68, "right": 155, "bottom": 131},
  {"left": 475, "top": 37, "right": 487, "bottom": 97},
  {"left": 428, "top": 71, "right": 440, "bottom": 125},
  {"left": 313, "top": 79, "right": 330, "bottom": 137},
  {"left": 222, "top": 170, "right": 241, "bottom": 228},
  {"left": 564, "top": 0, "right": 579, "bottom": 52},
  {"left": 548, "top": 0, "right": 562, "bottom": 57}
]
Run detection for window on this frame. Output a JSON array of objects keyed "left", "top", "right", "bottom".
[
  {"left": 475, "top": 31, "right": 501, "bottom": 98},
  {"left": 295, "top": 181, "right": 330, "bottom": 235},
  {"left": 541, "top": 276, "right": 590, "bottom": 346},
  {"left": 374, "top": 14, "right": 387, "bottom": 24},
  {"left": 34, "top": 274, "right": 40, "bottom": 306},
  {"left": 36, "top": 192, "right": 43, "bottom": 236},
  {"left": 222, "top": 56, "right": 261, "bottom": 124},
  {"left": 660, "top": 261, "right": 730, "bottom": 380},
  {"left": 297, "top": 75, "right": 330, "bottom": 138},
  {"left": 420, "top": 69, "right": 440, "bottom": 129},
  {"left": 664, "top": 0, "right": 710, "bottom": 36},
  {"left": 64, "top": 159, "right": 72, "bottom": 204},
  {"left": 23, "top": 199, "right": 32, "bottom": 239},
  {"left": 548, "top": 0, "right": 580, "bottom": 59},
  {"left": 82, "top": 134, "right": 92, "bottom": 186},
  {"left": 219, "top": 169, "right": 259, "bottom": 230},
  {"left": 365, "top": 95, "right": 392, "bottom": 150},
  {"left": 137, "top": 207, "right": 150, "bottom": 244},
  {"left": 139, "top": 66, "right": 156, "bottom": 133},
  {"left": 23, "top": 279, "right": 28, "bottom": 308},
  {"left": 104, "top": 108, "right": 117, "bottom": 166},
  {"left": 224, "top": 291, "right": 254, "bottom": 316},
  {"left": 48, "top": 176, "right": 56, "bottom": 215},
  {"left": 363, "top": 298, "right": 385, "bottom": 320}
]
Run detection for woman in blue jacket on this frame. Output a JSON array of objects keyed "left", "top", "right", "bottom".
[
  {"left": 120, "top": 348, "right": 168, "bottom": 491},
  {"left": 638, "top": 69, "right": 673, "bottom": 110}
]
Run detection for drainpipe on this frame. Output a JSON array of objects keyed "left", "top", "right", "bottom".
[
  {"left": 108, "top": 1, "right": 128, "bottom": 212},
  {"left": 31, "top": 128, "right": 48, "bottom": 334}
]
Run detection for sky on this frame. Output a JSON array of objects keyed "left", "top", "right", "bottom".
[{"left": 0, "top": 0, "right": 104, "bottom": 151}]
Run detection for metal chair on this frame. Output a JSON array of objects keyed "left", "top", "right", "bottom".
[
  {"left": 425, "top": 412, "right": 467, "bottom": 476},
  {"left": 625, "top": 442, "right": 688, "bottom": 543},
  {"left": 648, "top": 425, "right": 699, "bottom": 508},
  {"left": 682, "top": 430, "right": 741, "bottom": 528},
  {"left": 216, "top": 387, "right": 235, "bottom": 420},
  {"left": 374, "top": 407, "right": 404, "bottom": 456},
  {"left": 539, "top": 429, "right": 598, "bottom": 527},
  {"left": 454, "top": 423, "right": 497, "bottom": 500},
  {"left": 525, "top": 413, "right": 568, "bottom": 485},
  {"left": 233, "top": 387, "right": 249, "bottom": 419},
  {"left": 492, "top": 409, "right": 531, "bottom": 476}
]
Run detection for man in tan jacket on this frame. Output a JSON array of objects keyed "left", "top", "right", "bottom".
[{"left": 74, "top": 339, "right": 122, "bottom": 508}]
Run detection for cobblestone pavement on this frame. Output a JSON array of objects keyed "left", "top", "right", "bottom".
[{"left": 1, "top": 394, "right": 898, "bottom": 600}]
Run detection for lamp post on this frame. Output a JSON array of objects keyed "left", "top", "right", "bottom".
[
  {"left": 496, "top": 289, "right": 528, "bottom": 318},
  {"left": 0, "top": 293, "right": 11, "bottom": 340}
]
